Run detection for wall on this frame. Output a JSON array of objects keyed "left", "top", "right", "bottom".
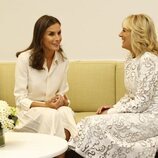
[{"left": 0, "top": 0, "right": 158, "bottom": 61}]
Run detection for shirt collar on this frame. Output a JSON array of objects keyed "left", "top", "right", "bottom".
[
  {"left": 53, "top": 51, "right": 61, "bottom": 65},
  {"left": 43, "top": 51, "right": 63, "bottom": 67}
]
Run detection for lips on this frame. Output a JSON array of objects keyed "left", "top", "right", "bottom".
[
  {"left": 52, "top": 43, "right": 60, "bottom": 47},
  {"left": 122, "top": 39, "right": 125, "bottom": 44}
]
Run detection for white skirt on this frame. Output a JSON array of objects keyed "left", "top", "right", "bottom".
[{"left": 14, "top": 106, "right": 77, "bottom": 139}]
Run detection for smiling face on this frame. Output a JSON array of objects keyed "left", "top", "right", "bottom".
[
  {"left": 119, "top": 27, "right": 132, "bottom": 52},
  {"left": 42, "top": 23, "right": 62, "bottom": 53}
]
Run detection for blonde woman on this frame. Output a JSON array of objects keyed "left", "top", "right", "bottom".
[{"left": 68, "top": 14, "right": 158, "bottom": 158}]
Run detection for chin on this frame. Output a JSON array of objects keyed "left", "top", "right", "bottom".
[
  {"left": 122, "top": 45, "right": 128, "bottom": 50},
  {"left": 50, "top": 48, "right": 59, "bottom": 52},
  {"left": 54, "top": 47, "right": 60, "bottom": 51},
  {"left": 122, "top": 45, "right": 125, "bottom": 48}
]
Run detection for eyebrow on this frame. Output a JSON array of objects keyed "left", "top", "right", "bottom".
[
  {"left": 123, "top": 27, "right": 131, "bottom": 31},
  {"left": 47, "top": 30, "right": 61, "bottom": 33},
  {"left": 123, "top": 27, "right": 128, "bottom": 30}
]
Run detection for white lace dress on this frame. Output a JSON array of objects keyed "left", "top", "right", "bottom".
[{"left": 69, "top": 52, "right": 158, "bottom": 158}]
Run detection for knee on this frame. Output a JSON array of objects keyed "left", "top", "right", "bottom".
[{"left": 58, "top": 106, "right": 72, "bottom": 113}]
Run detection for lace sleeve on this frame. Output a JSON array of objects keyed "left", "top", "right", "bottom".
[{"left": 108, "top": 54, "right": 158, "bottom": 113}]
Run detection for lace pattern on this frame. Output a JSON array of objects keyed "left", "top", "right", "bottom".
[{"left": 68, "top": 52, "right": 158, "bottom": 158}]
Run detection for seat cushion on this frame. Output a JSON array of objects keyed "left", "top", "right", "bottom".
[{"left": 74, "top": 112, "right": 96, "bottom": 123}]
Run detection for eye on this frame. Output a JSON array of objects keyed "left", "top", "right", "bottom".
[
  {"left": 122, "top": 28, "right": 130, "bottom": 33},
  {"left": 49, "top": 32, "right": 55, "bottom": 36},
  {"left": 58, "top": 30, "right": 61, "bottom": 35},
  {"left": 123, "top": 28, "right": 126, "bottom": 32}
]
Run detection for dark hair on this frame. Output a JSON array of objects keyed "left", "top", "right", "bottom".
[{"left": 16, "top": 15, "right": 65, "bottom": 70}]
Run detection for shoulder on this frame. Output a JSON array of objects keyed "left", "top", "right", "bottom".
[
  {"left": 141, "top": 52, "right": 157, "bottom": 59},
  {"left": 16, "top": 50, "right": 32, "bottom": 65},
  {"left": 18, "top": 50, "right": 31, "bottom": 61},
  {"left": 139, "top": 52, "right": 158, "bottom": 65},
  {"left": 138, "top": 52, "right": 158, "bottom": 72}
]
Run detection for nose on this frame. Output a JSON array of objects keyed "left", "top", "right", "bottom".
[
  {"left": 119, "top": 31, "right": 122, "bottom": 37},
  {"left": 55, "top": 34, "right": 61, "bottom": 41}
]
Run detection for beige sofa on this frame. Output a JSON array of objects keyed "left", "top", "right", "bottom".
[{"left": 0, "top": 61, "right": 125, "bottom": 123}]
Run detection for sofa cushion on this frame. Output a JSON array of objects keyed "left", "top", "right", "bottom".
[
  {"left": 115, "top": 62, "right": 126, "bottom": 102},
  {"left": 67, "top": 61, "right": 116, "bottom": 112},
  {"left": 74, "top": 112, "right": 96, "bottom": 123},
  {"left": 0, "top": 62, "right": 16, "bottom": 106}
]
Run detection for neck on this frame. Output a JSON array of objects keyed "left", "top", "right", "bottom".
[
  {"left": 44, "top": 51, "right": 55, "bottom": 60},
  {"left": 45, "top": 53, "right": 55, "bottom": 71}
]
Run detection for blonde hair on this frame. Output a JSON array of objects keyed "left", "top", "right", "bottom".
[{"left": 123, "top": 14, "right": 158, "bottom": 57}]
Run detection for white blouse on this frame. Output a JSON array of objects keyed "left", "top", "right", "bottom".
[{"left": 14, "top": 50, "right": 69, "bottom": 111}]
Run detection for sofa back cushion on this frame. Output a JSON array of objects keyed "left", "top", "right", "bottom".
[
  {"left": 115, "top": 62, "right": 126, "bottom": 101},
  {"left": 67, "top": 61, "right": 116, "bottom": 112},
  {"left": 0, "top": 61, "right": 126, "bottom": 111},
  {"left": 0, "top": 62, "right": 16, "bottom": 106}
]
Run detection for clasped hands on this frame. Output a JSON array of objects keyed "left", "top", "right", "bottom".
[{"left": 45, "top": 94, "right": 69, "bottom": 109}]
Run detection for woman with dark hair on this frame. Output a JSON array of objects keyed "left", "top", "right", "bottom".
[{"left": 14, "top": 15, "right": 77, "bottom": 145}]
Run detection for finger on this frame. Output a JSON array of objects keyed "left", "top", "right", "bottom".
[
  {"left": 97, "top": 106, "right": 106, "bottom": 114},
  {"left": 96, "top": 108, "right": 102, "bottom": 114},
  {"left": 63, "top": 95, "right": 68, "bottom": 100},
  {"left": 102, "top": 106, "right": 110, "bottom": 111}
]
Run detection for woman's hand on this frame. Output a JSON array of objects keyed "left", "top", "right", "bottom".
[
  {"left": 62, "top": 95, "right": 70, "bottom": 106},
  {"left": 96, "top": 105, "right": 111, "bottom": 114},
  {"left": 46, "top": 94, "right": 69, "bottom": 109},
  {"left": 45, "top": 98, "right": 61, "bottom": 109}
]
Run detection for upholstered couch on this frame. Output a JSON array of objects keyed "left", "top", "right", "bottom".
[
  {"left": 0, "top": 61, "right": 125, "bottom": 123},
  {"left": 1, "top": 61, "right": 158, "bottom": 157}
]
